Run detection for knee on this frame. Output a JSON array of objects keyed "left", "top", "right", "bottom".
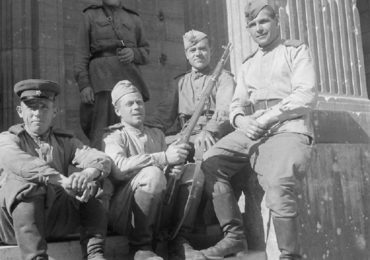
[
  {"left": 136, "top": 166, "right": 166, "bottom": 194},
  {"left": 265, "top": 184, "right": 298, "bottom": 218}
]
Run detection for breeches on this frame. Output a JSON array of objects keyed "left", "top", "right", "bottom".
[
  {"left": 201, "top": 131, "right": 312, "bottom": 218},
  {"left": 0, "top": 179, "right": 107, "bottom": 245},
  {"left": 108, "top": 166, "right": 167, "bottom": 235}
]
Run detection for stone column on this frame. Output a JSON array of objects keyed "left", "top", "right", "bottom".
[{"left": 0, "top": 0, "right": 65, "bottom": 130}]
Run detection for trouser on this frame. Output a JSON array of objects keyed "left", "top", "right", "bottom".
[
  {"left": 201, "top": 131, "right": 312, "bottom": 257},
  {"left": 108, "top": 166, "right": 167, "bottom": 249},
  {"left": 0, "top": 183, "right": 107, "bottom": 260},
  {"left": 80, "top": 91, "right": 120, "bottom": 150}
]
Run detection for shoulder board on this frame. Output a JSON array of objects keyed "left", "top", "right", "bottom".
[
  {"left": 104, "top": 123, "right": 124, "bottom": 132},
  {"left": 283, "top": 39, "right": 304, "bottom": 48},
  {"left": 242, "top": 49, "right": 258, "bottom": 64},
  {"left": 53, "top": 128, "right": 74, "bottom": 138},
  {"left": 122, "top": 6, "right": 139, "bottom": 16},
  {"left": 8, "top": 124, "right": 26, "bottom": 136},
  {"left": 174, "top": 70, "right": 191, "bottom": 80},
  {"left": 83, "top": 5, "right": 102, "bottom": 13}
]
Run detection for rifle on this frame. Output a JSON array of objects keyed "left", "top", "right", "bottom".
[{"left": 164, "top": 43, "right": 233, "bottom": 239}]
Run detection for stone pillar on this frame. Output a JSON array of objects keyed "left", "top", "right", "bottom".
[{"left": 0, "top": 0, "right": 66, "bottom": 130}]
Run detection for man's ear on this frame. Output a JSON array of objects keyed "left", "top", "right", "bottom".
[
  {"left": 52, "top": 105, "right": 58, "bottom": 119},
  {"left": 114, "top": 106, "right": 121, "bottom": 117},
  {"left": 16, "top": 105, "right": 23, "bottom": 118}
]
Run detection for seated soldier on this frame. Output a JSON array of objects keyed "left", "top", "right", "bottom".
[
  {"left": 0, "top": 79, "right": 112, "bottom": 260},
  {"left": 102, "top": 80, "right": 192, "bottom": 260},
  {"left": 156, "top": 30, "right": 236, "bottom": 260}
]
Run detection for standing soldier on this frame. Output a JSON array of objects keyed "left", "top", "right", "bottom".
[
  {"left": 200, "top": 0, "right": 317, "bottom": 259},
  {"left": 0, "top": 79, "right": 112, "bottom": 260},
  {"left": 159, "top": 30, "right": 236, "bottom": 260},
  {"left": 74, "top": 0, "right": 150, "bottom": 149}
]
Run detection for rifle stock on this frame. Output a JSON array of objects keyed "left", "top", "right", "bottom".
[{"left": 164, "top": 42, "right": 232, "bottom": 205}]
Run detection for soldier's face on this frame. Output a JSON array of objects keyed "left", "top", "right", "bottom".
[
  {"left": 247, "top": 8, "right": 280, "bottom": 47},
  {"left": 185, "top": 38, "right": 211, "bottom": 71},
  {"left": 102, "top": 0, "right": 121, "bottom": 7},
  {"left": 115, "top": 92, "right": 145, "bottom": 128},
  {"left": 16, "top": 99, "right": 57, "bottom": 136}
]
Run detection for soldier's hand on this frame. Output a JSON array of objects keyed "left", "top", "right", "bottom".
[
  {"left": 75, "top": 181, "right": 99, "bottom": 203},
  {"left": 235, "top": 114, "right": 267, "bottom": 140},
  {"left": 165, "top": 140, "right": 191, "bottom": 165},
  {"left": 60, "top": 177, "right": 78, "bottom": 198},
  {"left": 68, "top": 168, "right": 100, "bottom": 194},
  {"left": 194, "top": 130, "right": 216, "bottom": 152},
  {"left": 80, "top": 87, "right": 95, "bottom": 104},
  {"left": 169, "top": 164, "right": 184, "bottom": 180},
  {"left": 117, "top": 48, "right": 134, "bottom": 63}
]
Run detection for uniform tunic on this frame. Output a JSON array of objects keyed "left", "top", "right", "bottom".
[
  {"left": 73, "top": 5, "right": 150, "bottom": 148},
  {"left": 162, "top": 68, "right": 235, "bottom": 140},
  {"left": 102, "top": 123, "right": 167, "bottom": 235},
  {"left": 0, "top": 124, "right": 111, "bottom": 244},
  {"left": 202, "top": 38, "right": 317, "bottom": 218},
  {"left": 74, "top": 5, "right": 150, "bottom": 96}
]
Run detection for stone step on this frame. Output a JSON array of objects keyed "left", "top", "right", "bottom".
[
  {"left": 1, "top": 236, "right": 129, "bottom": 260},
  {"left": 0, "top": 235, "right": 266, "bottom": 260}
]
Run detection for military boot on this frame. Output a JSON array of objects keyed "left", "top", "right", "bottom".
[
  {"left": 200, "top": 192, "right": 248, "bottom": 259},
  {"left": 80, "top": 234, "right": 106, "bottom": 260},
  {"left": 131, "top": 189, "right": 163, "bottom": 260},
  {"left": 273, "top": 217, "right": 302, "bottom": 260},
  {"left": 80, "top": 197, "right": 108, "bottom": 260},
  {"left": 12, "top": 196, "right": 49, "bottom": 260}
]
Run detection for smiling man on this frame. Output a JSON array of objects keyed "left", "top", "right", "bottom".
[
  {"left": 0, "top": 79, "right": 112, "bottom": 260},
  {"left": 200, "top": 0, "right": 317, "bottom": 259},
  {"left": 102, "top": 80, "right": 191, "bottom": 260}
]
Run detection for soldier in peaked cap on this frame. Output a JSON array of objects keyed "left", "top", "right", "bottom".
[
  {"left": 200, "top": 0, "right": 317, "bottom": 259},
  {"left": 74, "top": 0, "right": 150, "bottom": 150},
  {"left": 0, "top": 79, "right": 112, "bottom": 259},
  {"left": 102, "top": 80, "right": 191, "bottom": 260}
]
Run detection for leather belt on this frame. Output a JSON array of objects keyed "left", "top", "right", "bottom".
[
  {"left": 179, "top": 111, "right": 214, "bottom": 128},
  {"left": 92, "top": 49, "right": 117, "bottom": 59},
  {"left": 252, "top": 99, "right": 281, "bottom": 111}
]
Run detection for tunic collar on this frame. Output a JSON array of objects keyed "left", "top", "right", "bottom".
[
  {"left": 259, "top": 36, "right": 282, "bottom": 54},
  {"left": 121, "top": 121, "right": 144, "bottom": 135},
  {"left": 191, "top": 66, "right": 212, "bottom": 79}
]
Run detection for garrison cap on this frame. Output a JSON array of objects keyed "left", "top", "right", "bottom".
[
  {"left": 183, "top": 30, "right": 208, "bottom": 50},
  {"left": 111, "top": 80, "right": 141, "bottom": 105},
  {"left": 14, "top": 79, "right": 60, "bottom": 101},
  {"left": 245, "top": 0, "right": 276, "bottom": 24}
]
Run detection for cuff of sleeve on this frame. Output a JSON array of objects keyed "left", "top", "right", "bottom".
[
  {"left": 151, "top": 152, "right": 168, "bottom": 169},
  {"left": 231, "top": 113, "right": 245, "bottom": 128}
]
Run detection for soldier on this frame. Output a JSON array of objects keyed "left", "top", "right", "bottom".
[
  {"left": 162, "top": 29, "right": 235, "bottom": 155},
  {"left": 102, "top": 80, "right": 191, "bottom": 260},
  {"left": 200, "top": 1, "right": 317, "bottom": 259},
  {"left": 157, "top": 30, "right": 235, "bottom": 260},
  {"left": 0, "top": 79, "right": 112, "bottom": 260},
  {"left": 74, "top": 0, "right": 150, "bottom": 149}
]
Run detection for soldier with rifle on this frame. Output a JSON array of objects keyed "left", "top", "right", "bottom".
[
  {"left": 74, "top": 0, "right": 150, "bottom": 149},
  {"left": 102, "top": 80, "right": 191, "bottom": 260},
  {"left": 158, "top": 30, "right": 235, "bottom": 260}
]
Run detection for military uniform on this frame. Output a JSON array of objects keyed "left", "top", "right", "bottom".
[
  {"left": 0, "top": 79, "right": 112, "bottom": 260},
  {"left": 74, "top": 4, "right": 150, "bottom": 149},
  {"left": 201, "top": 5, "right": 317, "bottom": 257},
  {"left": 164, "top": 68, "right": 235, "bottom": 139}
]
